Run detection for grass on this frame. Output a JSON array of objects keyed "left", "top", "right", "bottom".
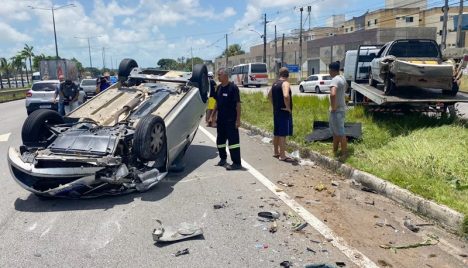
[
  {"left": 0, "top": 88, "right": 29, "bottom": 103},
  {"left": 241, "top": 92, "right": 468, "bottom": 227}
]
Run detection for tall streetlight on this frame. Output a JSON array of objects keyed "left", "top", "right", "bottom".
[
  {"left": 28, "top": 4, "right": 76, "bottom": 58},
  {"left": 74, "top": 36, "right": 101, "bottom": 68}
]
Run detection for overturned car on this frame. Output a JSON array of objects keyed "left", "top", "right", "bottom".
[{"left": 8, "top": 59, "right": 209, "bottom": 198}]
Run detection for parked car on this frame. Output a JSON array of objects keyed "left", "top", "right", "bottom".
[
  {"left": 8, "top": 58, "right": 209, "bottom": 198},
  {"left": 25, "top": 80, "right": 60, "bottom": 115},
  {"left": 369, "top": 39, "right": 458, "bottom": 96},
  {"left": 79, "top": 78, "right": 97, "bottom": 98},
  {"left": 299, "top": 74, "right": 332, "bottom": 93}
]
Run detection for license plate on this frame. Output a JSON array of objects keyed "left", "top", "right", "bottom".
[{"left": 39, "top": 105, "right": 51, "bottom": 108}]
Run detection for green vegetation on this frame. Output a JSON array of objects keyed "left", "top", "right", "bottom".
[
  {"left": 241, "top": 92, "right": 468, "bottom": 220},
  {"left": 0, "top": 89, "right": 29, "bottom": 103}
]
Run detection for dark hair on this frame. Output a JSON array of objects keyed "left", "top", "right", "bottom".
[
  {"left": 329, "top": 61, "right": 340, "bottom": 71},
  {"left": 279, "top": 67, "right": 289, "bottom": 78}
]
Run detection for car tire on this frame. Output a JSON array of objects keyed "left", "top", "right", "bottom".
[
  {"left": 369, "top": 73, "right": 377, "bottom": 87},
  {"left": 190, "top": 64, "right": 209, "bottom": 103},
  {"left": 299, "top": 86, "right": 304, "bottom": 93},
  {"left": 315, "top": 86, "right": 321, "bottom": 94},
  {"left": 383, "top": 77, "right": 395, "bottom": 96},
  {"left": 133, "top": 114, "right": 167, "bottom": 162},
  {"left": 118, "top": 58, "right": 138, "bottom": 82},
  {"left": 22, "top": 109, "right": 64, "bottom": 147}
]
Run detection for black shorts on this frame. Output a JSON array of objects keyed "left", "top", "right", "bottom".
[{"left": 273, "top": 111, "right": 293, "bottom": 137}]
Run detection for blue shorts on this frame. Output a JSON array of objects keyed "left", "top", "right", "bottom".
[
  {"left": 273, "top": 111, "right": 293, "bottom": 137},
  {"left": 329, "top": 111, "right": 345, "bottom": 136}
]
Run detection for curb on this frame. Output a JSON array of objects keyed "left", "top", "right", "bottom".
[{"left": 241, "top": 122, "right": 465, "bottom": 234}]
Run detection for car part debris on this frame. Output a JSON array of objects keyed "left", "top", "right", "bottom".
[
  {"left": 293, "top": 222, "right": 308, "bottom": 232},
  {"left": 280, "top": 260, "right": 292, "bottom": 267},
  {"left": 173, "top": 248, "right": 189, "bottom": 257},
  {"left": 403, "top": 217, "right": 420, "bottom": 233},
  {"left": 380, "top": 234, "right": 439, "bottom": 250},
  {"left": 335, "top": 262, "right": 346, "bottom": 267},
  {"left": 304, "top": 264, "right": 339, "bottom": 268},
  {"left": 213, "top": 202, "right": 227, "bottom": 209},
  {"left": 258, "top": 211, "right": 280, "bottom": 220},
  {"left": 152, "top": 220, "right": 203, "bottom": 243},
  {"left": 306, "top": 247, "right": 316, "bottom": 254}
]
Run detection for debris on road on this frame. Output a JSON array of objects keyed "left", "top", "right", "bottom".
[
  {"left": 304, "top": 264, "right": 339, "bottom": 268},
  {"left": 277, "top": 180, "right": 294, "bottom": 187},
  {"left": 261, "top": 137, "right": 272, "bottom": 144},
  {"left": 364, "top": 200, "right": 375, "bottom": 206},
  {"left": 258, "top": 211, "right": 280, "bottom": 220},
  {"left": 380, "top": 234, "right": 439, "bottom": 250},
  {"left": 403, "top": 217, "right": 420, "bottom": 233},
  {"left": 213, "top": 202, "right": 227, "bottom": 209},
  {"left": 377, "top": 259, "right": 393, "bottom": 267},
  {"left": 269, "top": 220, "right": 278, "bottom": 233},
  {"left": 299, "top": 159, "right": 316, "bottom": 167},
  {"left": 335, "top": 261, "right": 346, "bottom": 267},
  {"left": 314, "top": 182, "right": 327, "bottom": 192},
  {"left": 275, "top": 188, "right": 284, "bottom": 192},
  {"left": 331, "top": 181, "right": 339, "bottom": 187},
  {"left": 255, "top": 243, "right": 269, "bottom": 249},
  {"left": 306, "top": 247, "right": 316, "bottom": 254},
  {"left": 173, "top": 248, "right": 190, "bottom": 257},
  {"left": 361, "top": 186, "right": 377, "bottom": 194},
  {"left": 295, "top": 195, "right": 304, "bottom": 199},
  {"left": 293, "top": 222, "right": 308, "bottom": 232},
  {"left": 280, "top": 260, "right": 292, "bottom": 267},
  {"left": 152, "top": 220, "right": 203, "bottom": 243}
]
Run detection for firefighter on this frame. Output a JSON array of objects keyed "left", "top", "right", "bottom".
[{"left": 208, "top": 68, "right": 242, "bottom": 170}]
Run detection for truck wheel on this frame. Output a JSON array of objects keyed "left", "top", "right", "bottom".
[
  {"left": 442, "top": 82, "right": 459, "bottom": 96},
  {"left": 118, "top": 58, "right": 138, "bottom": 82},
  {"left": 133, "top": 115, "right": 167, "bottom": 162},
  {"left": 383, "top": 77, "right": 395, "bottom": 95},
  {"left": 368, "top": 73, "right": 377, "bottom": 87},
  {"left": 299, "top": 86, "right": 304, "bottom": 93},
  {"left": 190, "top": 64, "right": 209, "bottom": 103},
  {"left": 22, "top": 109, "right": 64, "bottom": 147},
  {"left": 315, "top": 86, "right": 321, "bottom": 94}
]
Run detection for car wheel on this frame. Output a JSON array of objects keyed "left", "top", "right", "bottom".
[
  {"left": 190, "top": 64, "right": 209, "bottom": 103},
  {"left": 369, "top": 73, "right": 377, "bottom": 87},
  {"left": 299, "top": 86, "right": 304, "bottom": 93},
  {"left": 315, "top": 86, "right": 321, "bottom": 94},
  {"left": 133, "top": 115, "right": 167, "bottom": 162},
  {"left": 383, "top": 77, "right": 395, "bottom": 96},
  {"left": 442, "top": 81, "right": 459, "bottom": 96},
  {"left": 118, "top": 58, "right": 138, "bottom": 82},
  {"left": 22, "top": 109, "right": 64, "bottom": 147}
]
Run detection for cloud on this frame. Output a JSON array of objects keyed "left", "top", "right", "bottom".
[
  {"left": 222, "top": 7, "right": 236, "bottom": 17},
  {"left": 0, "top": 22, "right": 32, "bottom": 43}
]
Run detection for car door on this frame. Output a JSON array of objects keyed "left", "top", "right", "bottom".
[
  {"left": 303, "top": 76, "right": 312, "bottom": 91},
  {"left": 371, "top": 45, "right": 388, "bottom": 82},
  {"left": 309, "top": 76, "right": 318, "bottom": 91}
]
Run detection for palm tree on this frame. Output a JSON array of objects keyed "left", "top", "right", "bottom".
[
  {"left": 2, "top": 61, "right": 13, "bottom": 89},
  {"left": 11, "top": 56, "right": 25, "bottom": 88},
  {"left": 0, "top": 57, "right": 7, "bottom": 89},
  {"left": 22, "top": 44, "right": 34, "bottom": 82}
]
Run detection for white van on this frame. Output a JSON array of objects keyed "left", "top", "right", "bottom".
[{"left": 343, "top": 47, "right": 380, "bottom": 84}]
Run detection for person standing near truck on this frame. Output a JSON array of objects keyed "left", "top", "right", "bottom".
[
  {"left": 328, "top": 61, "right": 348, "bottom": 157},
  {"left": 53, "top": 75, "right": 66, "bottom": 116},
  {"left": 206, "top": 71, "right": 218, "bottom": 127},
  {"left": 59, "top": 79, "right": 80, "bottom": 115}
]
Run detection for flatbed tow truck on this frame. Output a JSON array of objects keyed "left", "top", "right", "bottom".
[{"left": 349, "top": 45, "right": 468, "bottom": 116}]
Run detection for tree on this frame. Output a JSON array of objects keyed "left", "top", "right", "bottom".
[
  {"left": 184, "top": 57, "right": 204, "bottom": 72},
  {"left": 70, "top": 57, "right": 84, "bottom": 73},
  {"left": 22, "top": 44, "right": 34, "bottom": 71},
  {"left": 0, "top": 57, "right": 6, "bottom": 89},
  {"left": 157, "top": 58, "right": 178, "bottom": 70},
  {"left": 221, "top": 44, "right": 245, "bottom": 57},
  {"left": 11, "top": 55, "right": 26, "bottom": 88},
  {"left": 33, "top": 54, "right": 46, "bottom": 71}
]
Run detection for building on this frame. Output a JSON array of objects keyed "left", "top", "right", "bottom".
[
  {"left": 385, "top": 0, "right": 427, "bottom": 9},
  {"left": 420, "top": 6, "right": 468, "bottom": 47}
]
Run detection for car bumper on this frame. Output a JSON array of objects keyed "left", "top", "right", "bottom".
[
  {"left": 26, "top": 102, "right": 58, "bottom": 114},
  {"left": 319, "top": 85, "right": 331, "bottom": 92}
]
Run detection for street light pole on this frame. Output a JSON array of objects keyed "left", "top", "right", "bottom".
[
  {"left": 28, "top": 4, "right": 75, "bottom": 59},
  {"left": 74, "top": 35, "right": 101, "bottom": 68}
]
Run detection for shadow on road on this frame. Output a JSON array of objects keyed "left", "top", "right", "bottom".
[{"left": 14, "top": 144, "right": 218, "bottom": 212}]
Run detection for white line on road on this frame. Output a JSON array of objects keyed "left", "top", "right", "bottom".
[
  {"left": 199, "top": 126, "right": 378, "bottom": 268},
  {"left": 0, "top": 133, "right": 11, "bottom": 142}
]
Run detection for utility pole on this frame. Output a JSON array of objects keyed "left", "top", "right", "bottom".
[
  {"left": 457, "top": 0, "right": 464, "bottom": 48},
  {"left": 299, "top": 7, "right": 304, "bottom": 81},
  {"left": 52, "top": 8, "right": 58, "bottom": 58},
  {"left": 110, "top": 55, "right": 113, "bottom": 71},
  {"left": 308, "top": 6, "right": 312, "bottom": 31},
  {"left": 275, "top": 25, "right": 278, "bottom": 76},
  {"left": 441, "top": 0, "right": 449, "bottom": 50},
  {"left": 87, "top": 38, "right": 92, "bottom": 68},
  {"left": 225, "top": 33, "right": 228, "bottom": 68},
  {"left": 102, "top": 47, "right": 105, "bottom": 70},
  {"left": 263, "top": 13, "right": 267, "bottom": 64},
  {"left": 281, "top": 33, "right": 285, "bottom": 68}
]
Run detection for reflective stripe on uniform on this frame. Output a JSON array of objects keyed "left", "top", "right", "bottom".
[
  {"left": 217, "top": 144, "right": 226, "bottom": 148},
  {"left": 228, "top": 144, "right": 240, "bottom": 149}
]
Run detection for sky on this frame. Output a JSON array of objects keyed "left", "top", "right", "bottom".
[{"left": 0, "top": 0, "right": 449, "bottom": 69}]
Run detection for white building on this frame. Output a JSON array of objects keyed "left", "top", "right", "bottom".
[{"left": 385, "top": 0, "right": 427, "bottom": 9}]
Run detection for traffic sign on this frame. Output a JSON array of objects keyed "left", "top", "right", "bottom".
[{"left": 285, "top": 64, "right": 299, "bottom": 72}]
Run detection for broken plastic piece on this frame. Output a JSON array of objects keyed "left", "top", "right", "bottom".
[
  {"left": 173, "top": 248, "right": 189, "bottom": 257},
  {"left": 152, "top": 220, "right": 203, "bottom": 242},
  {"left": 258, "top": 211, "right": 280, "bottom": 220},
  {"left": 293, "top": 222, "right": 308, "bottom": 231}
]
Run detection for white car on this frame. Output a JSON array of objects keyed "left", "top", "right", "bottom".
[{"left": 299, "top": 74, "right": 332, "bottom": 93}]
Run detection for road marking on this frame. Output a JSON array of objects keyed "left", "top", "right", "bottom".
[
  {"left": 199, "top": 126, "right": 378, "bottom": 268},
  {"left": 0, "top": 133, "right": 11, "bottom": 142}
]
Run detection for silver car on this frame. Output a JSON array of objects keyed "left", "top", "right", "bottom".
[
  {"left": 299, "top": 74, "right": 332, "bottom": 94},
  {"left": 8, "top": 58, "right": 209, "bottom": 198},
  {"left": 79, "top": 78, "right": 97, "bottom": 98},
  {"left": 25, "top": 80, "right": 60, "bottom": 114}
]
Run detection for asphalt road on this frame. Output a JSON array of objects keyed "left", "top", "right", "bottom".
[{"left": 0, "top": 99, "right": 466, "bottom": 267}]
